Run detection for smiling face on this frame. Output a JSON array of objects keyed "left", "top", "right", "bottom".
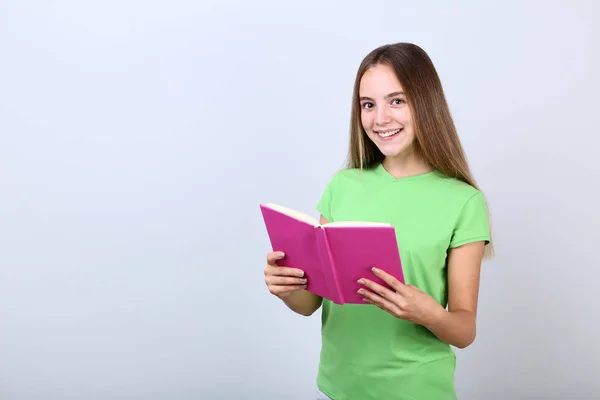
[{"left": 359, "top": 63, "right": 415, "bottom": 159}]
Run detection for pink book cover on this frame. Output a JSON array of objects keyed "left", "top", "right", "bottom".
[
  {"left": 323, "top": 225, "right": 404, "bottom": 304},
  {"left": 260, "top": 203, "right": 404, "bottom": 305},
  {"left": 259, "top": 204, "right": 339, "bottom": 302}
]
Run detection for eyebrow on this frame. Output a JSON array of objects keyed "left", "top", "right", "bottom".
[{"left": 359, "top": 91, "right": 405, "bottom": 101}]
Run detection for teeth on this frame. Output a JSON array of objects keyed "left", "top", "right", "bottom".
[{"left": 378, "top": 129, "right": 401, "bottom": 137}]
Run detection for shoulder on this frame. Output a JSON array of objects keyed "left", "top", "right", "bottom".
[
  {"left": 316, "top": 167, "right": 366, "bottom": 220},
  {"left": 429, "top": 172, "right": 486, "bottom": 206},
  {"left": 330, "top": 166, "right": 365, "bottom": 180},
  {"left": 324, "top": 166, "right": 379, "bottom": 187},
  {"left": 429, "top": 175, "right": 491, "bottom": 247},
  {"left": 320, "top": 167, "right": 360, "bottom": 191},
  {"left": 426, "top": 173, "right": 490, "bottom": 231}
]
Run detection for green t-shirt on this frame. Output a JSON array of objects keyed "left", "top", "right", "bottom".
[{"left": 315, "top": 163, "right": 490, "bottom": 400}]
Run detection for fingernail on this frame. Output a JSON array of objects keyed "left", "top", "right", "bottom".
[
  {"left": 300, "top": 279, "right": 307, "bottom": 283},
  {"left": 357, "top": 289, "right": 364, "bottom": 295},
  {"left": 298, "top": 271, "right": 305, "bottom": 277},
  {"left": 372, "top": 267, "right": 380, "bottom": 274},
  {"left": 277, "top": 252, "right": 285, "bottom": 258},
  {"left": 357, "top": 279, "right": 365, "bottom": 285}
]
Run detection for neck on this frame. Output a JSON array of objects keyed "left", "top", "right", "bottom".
[{"left": 381, "top": 148, "right": 433, "bottom": 178}]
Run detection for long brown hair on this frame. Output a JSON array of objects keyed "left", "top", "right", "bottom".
[{"left": 346, "top": 42, "right": 494, "bottom": 256}]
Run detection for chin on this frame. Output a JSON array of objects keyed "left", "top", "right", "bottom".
[
  {"left": 381, "top": 149, "right": 408, "bottom": 158},
  {"left": 376, "top": 143, "right": 412, "bottom": 158}
]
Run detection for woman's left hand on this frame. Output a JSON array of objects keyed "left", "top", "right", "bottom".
[{"left": 357, "top": 267, "right": 444, "bottom": 327}]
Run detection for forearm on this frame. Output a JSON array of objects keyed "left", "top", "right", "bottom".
[
  {"left": 280, "top": 290, "right": 323, "bottom": 316},
  {"left": 424, "top": 308, "right": 477, "bottom": 349}
]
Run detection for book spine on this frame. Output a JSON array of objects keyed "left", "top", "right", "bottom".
[{"left": 314, "top": 227, "right": 344, "bottom": 304}]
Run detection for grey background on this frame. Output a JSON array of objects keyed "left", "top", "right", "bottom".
[{"left": 1, "top": 0, "right": 598, "bottom": 399}]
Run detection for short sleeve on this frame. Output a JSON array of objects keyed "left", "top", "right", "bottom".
[
  {"left": 316, "top": 172, "right": 338, "bottom": 222},
  {"left": 449, "top": 191, "right": 491, "bottom": 248}
]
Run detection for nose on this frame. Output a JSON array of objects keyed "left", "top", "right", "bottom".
[{"left": 375, "top": 105, "right": 392, "bottom": 126}]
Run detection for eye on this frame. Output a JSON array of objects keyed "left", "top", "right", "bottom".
[
  {"left": 361, "top": 102, "right": 374, "bottom": 109},
  {"left": 392, "top": 98, "right": 405, "bottom": 105}
]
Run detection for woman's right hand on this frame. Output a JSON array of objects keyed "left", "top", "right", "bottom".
[{"left": 264, "top": 251, "right": 307, "bottom": 299}]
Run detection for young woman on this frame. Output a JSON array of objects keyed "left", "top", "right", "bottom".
[{"left": 264, "top": 42, "right": 493, "bottom": 400}]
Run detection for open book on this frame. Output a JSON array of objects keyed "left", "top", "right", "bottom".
[{"left": 260, "top": 203, "right": 405, "bottom": 305}]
